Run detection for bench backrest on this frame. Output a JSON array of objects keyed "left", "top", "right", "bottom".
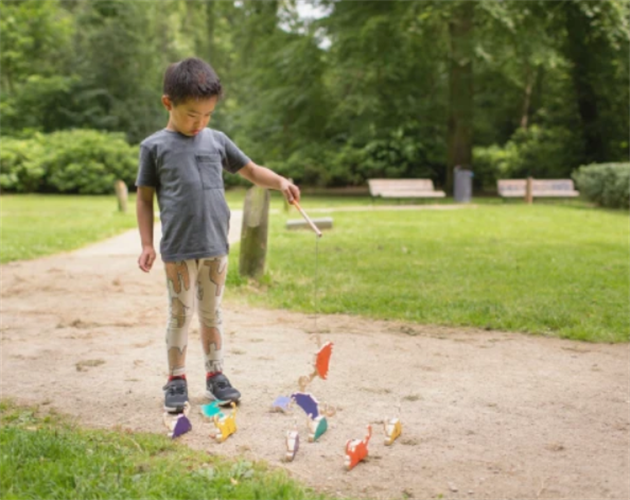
[
  {"left": 497, "top": 179, "right": 576, "bottom": 195},
  {"left": 368, "top": 179, "right": 436, "bottom": 196}
]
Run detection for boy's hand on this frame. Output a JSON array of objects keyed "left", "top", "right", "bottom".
[
  {"left": 138, "top": 246, "right": 157, "bottom": 272},
  {"left": 281, "top": 179, "right": 300, "bottom": 204}
]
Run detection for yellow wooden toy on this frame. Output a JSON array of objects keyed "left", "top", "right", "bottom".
[
  {"left": 211, "top": 402, "right": 237, "bottom": 442},
  {"left": 383, "top": 417, "right": 402, "bottom": 445}
]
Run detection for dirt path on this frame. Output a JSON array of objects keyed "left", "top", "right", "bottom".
[{"left": 1, "top": 218, "right": 628, "bottom": 500}]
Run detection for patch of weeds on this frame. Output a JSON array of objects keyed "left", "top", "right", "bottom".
[{"left": 403, "top": 394, "right": 422, "bottom": 402}]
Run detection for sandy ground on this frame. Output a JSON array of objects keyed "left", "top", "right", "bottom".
[{"left": 1, "top": 209, "right": 629, "bottom": 500}]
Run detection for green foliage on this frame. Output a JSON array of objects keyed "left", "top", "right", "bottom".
[
  {"left": 473, "top": 125, "right": 583, "bottom": 191},
  {"left": 572, "top": 163, "right": 630, "bottom": 209},
  {"left": 227, "top": 1, "right": 330, "bottom": 166},
  {"left": 70, "top": 0, "right": 167, "bottom": 142},
  {"left": 269, "top": 127, "right": 442, "bottom": 188},
  {"left": 43, "top": 130, "right": 138, "bottom": 194},
  {"left": 358, "top": 128, "right": 438, "bottom": 182},
  {"left": 0, "top": 0, "right": 628, "bottom": 186},
  {"left": 472, "top": 144, "right": 516, "bottom": 191},
  {"left": 0, "top": 0, "right": 83, "bottom": 134},
  {"left": 0, "top": 0, "right": 198, "bottom": 142},
  {"left": 0, "top": 0, "right": 74, "bottom": 86},
  {"left": 0, "top": 137, "right": 47, "bottom": 192},
  {"left": 0, "top": 130, "right": 138, "bottom": 194}
]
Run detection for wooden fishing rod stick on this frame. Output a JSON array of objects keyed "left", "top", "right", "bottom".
[{"left": 291, "top": 200, "right": 323, "bottom": 238}]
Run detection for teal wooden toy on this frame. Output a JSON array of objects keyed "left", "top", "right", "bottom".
[
  {"left": 201, "top": 401, "right": 224, "bottom": 418},
  {"left": 307, "top": 415, "right": 328, "bottom": 442}
]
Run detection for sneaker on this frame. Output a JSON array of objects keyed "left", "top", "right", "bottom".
[
  {"left": 163, "top": 377, "right": 188, "bottom": 412},
  {"left": 205, "top": 373, "right": 241, "bottom": 404}
]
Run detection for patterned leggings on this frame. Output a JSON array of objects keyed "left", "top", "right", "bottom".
[{"left": 164, "top": 256, "right": 228, "bottom": 377}]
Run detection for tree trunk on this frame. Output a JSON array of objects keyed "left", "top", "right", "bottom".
[
  {"left": 446, "top": 2, "right": 474, "bottom": 193},
  {"left": 564, "top": 1, "right": 606, "bottom": 163},
  {"left": 520, "top": 67, "right": 534, "bottom": 130},
  {"left": 239, "top": 186, "right": 270, "bottom": 279}
]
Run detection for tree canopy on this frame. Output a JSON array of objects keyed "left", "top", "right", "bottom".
[{"left": 1, "top": 0, "right": 628, "bottom": 190}]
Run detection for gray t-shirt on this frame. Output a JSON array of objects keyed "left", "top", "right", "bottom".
[{"left": 135, "top": 128, "right": 250, "bottom": 262}]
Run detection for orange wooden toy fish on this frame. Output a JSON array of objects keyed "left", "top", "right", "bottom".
[{"left": 344, "top": 425, "right": 372, "bottom": 471}]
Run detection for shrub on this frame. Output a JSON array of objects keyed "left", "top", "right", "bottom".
[
  {"left": 572, "top": 163, "right": 630, "bottom": 209},
  {"left": 0, "top": 136, "right": 47, "bottom": 192},
  {"left": 268, "top": 144, "right": 332, "bottom": 187},
  {"left": 0, "top": 130, "right": 138, "bottom": 194},
  {"left": 473, "top": 143, "right": 519, "bottom": 192},
  {"left": 43, "top": 130, "right": 138, "bottom": 194},
  {"left": 267, "top": 128, "right": 441, "bottom": 188},
  {"left": 474, "top": 125, "right": 583, "bottom": 192}
]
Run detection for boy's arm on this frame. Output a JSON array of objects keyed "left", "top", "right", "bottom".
[
  {"left": 136, "top": 186, "right": 157, "bottom": 272},
  {"left": 237, "top": 161, "right": 300, "bottom": 203}
]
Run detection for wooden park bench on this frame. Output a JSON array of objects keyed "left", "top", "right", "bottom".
[
  {"left": 497, "top": 179, "right": 580, "bottom": 200},
  {"left": 368, "top": 179, "right": 446, "bottom": 200}
]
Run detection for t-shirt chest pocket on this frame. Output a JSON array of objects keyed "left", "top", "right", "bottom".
[{"left": 195, "top": 153, "right": 223, "bottom": 190}]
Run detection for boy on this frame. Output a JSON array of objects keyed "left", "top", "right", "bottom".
[{"left": 136, "top": 57, "right": 300, "bottom": 412}]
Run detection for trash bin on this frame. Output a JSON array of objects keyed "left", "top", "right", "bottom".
[{"left": 454, "top": 166, "right": 473, "bottom": 203}]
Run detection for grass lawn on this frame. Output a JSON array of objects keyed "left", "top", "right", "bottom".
[
  {"left": 0, "top": 190, "right": 349, "bottom": 263},
  {"left": 227, "top": 202, "right": 629, "bottom": 343},
  {"left": 0, "top": 194, "right": 140, "bottom": 263},
  {"left": 0, "top": 400, "right": 327, "bottom": 500},
  {"left": 2, "top": 193, "right": 627, "bottom": 342}
]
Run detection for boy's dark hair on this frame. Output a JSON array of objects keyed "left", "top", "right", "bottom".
[{"left": 163, "top": 57, "right": 222, "bottom": 105}]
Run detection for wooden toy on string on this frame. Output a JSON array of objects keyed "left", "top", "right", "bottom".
[
  {"left": 289, "top": 199, "right": 332, "bottom": 396},
  {"left": 273, "top": 333, "right": 334, "bottom": 416},
  {"left": 270, "top": 396, "right": 292, "bottom": 413},
  {"left": 307, "top": 414, "right": 328, "bottom": 442},
  {"left": 201, "top": 400, "right": 224, "bottom": 418},
  {"left": 314, "top": 341, "right": 334, "bottom": 379},
  {"left": 285, "top": 426, "right": 300, "bottom": 462},
  {"left": 162, "top": 402, "right": 192, "bottom": 439},
  {"left": 298, "top": 341, "right": 334, "bottom": 392},
  {"left": 211, "top": 402, "right": 238, "bottom": 443},
  {"left": 290, "top": 392, "right": 331, "bottom": 442},
  {"left": 383, "top": 417, "right": 402, "bottom": 445},
  {"left": 293, "top": 338, "right": 336, "bottom": 424},
  {"left": 344, "top": 425, "right": 372, "bottom": 471},
  {"left": 273, "top": 210, "right": 337, "bottom": 452},
  {"left": 291, "top": 392, "right": 320, "bottom": 419}
]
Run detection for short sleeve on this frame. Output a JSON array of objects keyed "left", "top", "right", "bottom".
[
  {"left": 135, "top": 144, "right": 158, "bottom": 188},
  {"left": 219, "top": 132, "right": 251, "bottom": 174}
]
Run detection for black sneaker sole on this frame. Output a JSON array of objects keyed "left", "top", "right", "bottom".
[
  {"left": 164, "top": 403, "right": 188, "bottom": 413},
  {"left": 205, "top": 390, "right": 240, "bottom": 405}
]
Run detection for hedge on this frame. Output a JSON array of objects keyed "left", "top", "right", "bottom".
[
  {"left": 572, "top": 163, "right": 630, "bottom": 209},
  {"left": 0, "top": 130, "right": 138, "bottom": 194}
]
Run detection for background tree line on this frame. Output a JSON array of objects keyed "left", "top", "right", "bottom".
[{"left": 1, "top": 0, "right": 628, "bottom": 194}]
